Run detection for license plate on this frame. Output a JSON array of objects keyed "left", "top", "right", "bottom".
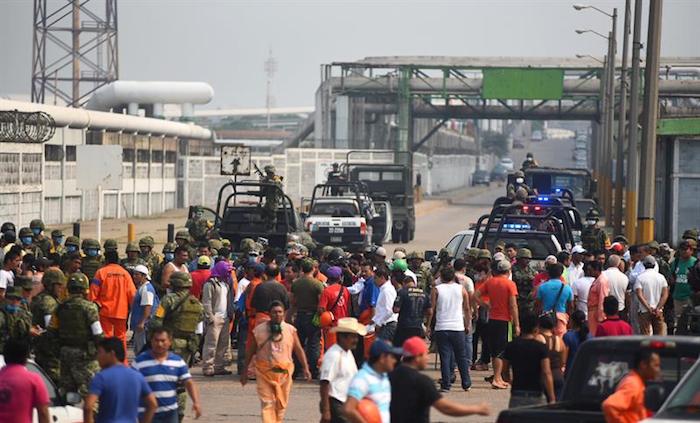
[
  {"left": 330, "top": 236, "right": 343, "bottom": 243},
  {"left": 329, "top": 227, "right": 345, "bottom": 234}
]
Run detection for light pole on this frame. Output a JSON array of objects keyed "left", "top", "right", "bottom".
[
  {"left": 626, "top": 0, "right": 643, "bottom": 243},
  {"left": 576, "top": 54, "right": 605, "bottom": 184},
  {"left": 576, "top": 23, "right": 616, "bottom": 221},
  {"left": 613, "top": 0, "right": 631, "bottom": 237}
]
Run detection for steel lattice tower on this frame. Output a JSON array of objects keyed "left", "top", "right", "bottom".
[{"left": 31, "top": 0, "right": 119, "bottom": 106}]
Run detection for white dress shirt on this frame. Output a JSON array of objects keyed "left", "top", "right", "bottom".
[
  {"left": 603, "top": 267, "right": 630, "bottom": 311},
  {"left": 635, "top": 268, "right": 668, "bottom": 310},
  {"left": 372, "top": 282, "right": 398, "bottom": 326},
  {"left": 568, "top": 262, "right": 584, "bottom": 285}
]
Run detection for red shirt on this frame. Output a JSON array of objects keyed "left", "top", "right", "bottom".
[
  {"left": 477, "top": 275, "right": 518, "bottom": 322},
  {"left": 190, "top": 269, "right": 211, "bottom": 300},
  {"left": 319, "top": 283, "right": 350, "bottom": 320},
  {"left": 0, "top": 364, "right": 50, "bottom": 423},
  {"left": 595, "top": 316, "right": 633, "bottom": 337},
  {"left": 90, "top": 263, "right": 136, "bottom": 319}
]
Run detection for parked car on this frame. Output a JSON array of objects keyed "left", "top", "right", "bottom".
[
  {"left": 472, "top": 169, "right": 491, "bottom": 186},
  {"left": 643, "top": 357, "right": 700, "bottom": 422},
  {"left": 513, "top": 139, "right": 526, "bottom": 149},
  {"left": 499, "top": 157, "right": 515, "bottom": 170},
  {"left": 531, "top": 130, "right": 544, "bottom": 142},
  {"left": 490, "top": 164, "right": 509, "bottom": 182}
]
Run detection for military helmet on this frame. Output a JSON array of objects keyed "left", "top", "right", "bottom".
[
  {"left": 264, "top": 164, "right": 276, "bottom": 174},
  {"left": 208, "top": 238, "right": 223, "bottom": 253},
  {"left": 139, "top": 236, "right": 155, "bottom": 248},
  {"left": 170, "top": 271, "right": 192, "bottom": 288},
  {"left": 126, "top": 242, "right": 140, "bottom": 253},
  {"left": 438, "top": 248, "right": 451, "bottom": 258},
  {"left": 586, "top": 209, "right": 600, "bottom": 220},
  {"left": 19, "top": 227, "right": 33, "bottom": 237},
  {"left": 466, "top": 248, "right": 480, "bottom": 259},
  {"left": 478, "top": 249, "right": 492, "bottom": 260},
  {"left": 162, "top": 242, "right": 176, "bottom": 253},
  {"left": 682, "top": 228, "right": 699, "bottom": 241},
  {"left": 516, "top": 248, "right": 533, "bottom": 259},
  {"left": 42, "top": 268, "right": 67, "bottom": 288},
  {"left": 514, "top": 170, "right": 525, "bottom": 178},
  {"left": 29, "top": 219, "right": 45, "bottom": 231},
  {"left": 67, "top": 272, "right": 90, "bottom": 291},
  {"left": 406, "top": 251, "right": 422, "bottom": 260},
  {"left": 82, "top": 238, "right": 100, "bottom": 250},
  {"left": 175, "top": 230, "right": 190, "bottom": 241},
  {"left": 5, "top": 286, "right": 22, "bottom": 299},
  {"left": 50, "top": 229, "right": 64, "bottom": 238},
  {"left": 526, "top": 152, "right": 534, "bottom": 159},
  {"left": 65, "top": 236, "right": 80, "bottom": 247},
  {"left": 321, "top": 245, "right": 334, "bottom": 257},
  {"left": 221, "top": 239, "right": 231, "bottom": 248},
  {"left": 103, "top": 239, "right": 118, "bottom": 252},
  {"left": 1, "top": 222, "right": 15, "bottom": 234},
  {"left": 240, "top": 238, "right": 256, "bottom": 253},
  {"left": 328, "top": 247, "right": 345, "bottom": 262}
]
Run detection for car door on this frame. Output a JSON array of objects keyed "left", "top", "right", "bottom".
[{"left": 25, "top": 362, "right": 78, "bottom": 423}]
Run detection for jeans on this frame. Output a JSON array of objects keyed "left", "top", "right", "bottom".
[
  {"left": 295, "top": 312, "right": 321, "bottom": 377},
  {"left": 376, "top": 321, "right": 397, "bottom": 344},
  {"left": 473, "top": 319, "right": 490, "bottom": 364},
  {"left": 152, "top": 410, "right": 179, "bottom": 423},
  {"left": 133, "top": 327, "right": 147, "bottom": 355},
  {"left": 450, "top": 332, "right": 473, "bottom": 375},
  {"left": 393, "top": 326, "right": 424, "bottom": 348},
  {"left": 434, "top": 330, "right": 471, "bottom": 390}
]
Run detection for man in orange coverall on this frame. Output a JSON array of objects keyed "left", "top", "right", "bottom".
[{"left": 602, "top": 350, "right": 661, "bottom": 423}]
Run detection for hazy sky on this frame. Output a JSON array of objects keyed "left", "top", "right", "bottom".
[{"left": 1, "top": 0, "right": 698, "bottom": 108}]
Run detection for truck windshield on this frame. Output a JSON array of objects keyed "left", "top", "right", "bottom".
[
  {"left": 311, "top": 202, "right": 359, "bottom": 217},
  {"left": 656, "top": 361, "right": 700, "bottom": 419}
]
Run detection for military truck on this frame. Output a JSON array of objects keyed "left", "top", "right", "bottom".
[{"left": 344, "top": 151, "right": 415, "bottom": 244}]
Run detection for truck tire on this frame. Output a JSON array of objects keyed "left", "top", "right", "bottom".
[
  {"left": 392, "top": 228, "right": 400, "bottom": 243},
  {"left": 409, "top": 228, "right": 415, "bottom": 241},
  {"left": 400, "top": 227, "right": 409, "bottom": 243}
]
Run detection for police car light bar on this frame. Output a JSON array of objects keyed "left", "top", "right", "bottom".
[
  {"left": 503, "top": 223, "right": 531, "bottom": 230},
  {"left": 537, "top": 196, "right": 550, "bottom": 202}
]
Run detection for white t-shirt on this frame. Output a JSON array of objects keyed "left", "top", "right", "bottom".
[
  {"left": 373, "top": 282, "right": 398, "bottom": 326},
  {"left": 0, "top": 269, "right": 14, "bottom": 289},
  {"left": 235, "top": 277, "right": 250, "bottom": 302},
  {"left": 320, "top": 343, "right": 358, "bottom": 402},
  {"left": 571, "top": 276, "right": 594, "bottom": 316},
  {"left": 435, "top": 282, "right": 465, "bottom": 331},
  {"left": 603, "top": 268, "right": 630, "bottom": 311},
  {"left": 456, "top": 273, "right": 475, "bottom": 294},
  {"left": 635, "top": 269, "right": 668, "bottom": 310},
  {"left": 568, "top": 262, "right": 584, "bottom": 285}
]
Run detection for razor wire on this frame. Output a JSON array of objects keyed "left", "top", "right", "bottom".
[{"left": 0, "top": 109, "right": 56, "bottom": 143}]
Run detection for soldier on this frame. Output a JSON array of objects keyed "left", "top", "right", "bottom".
[
  {"left": 103, "top": 238, "right": 119, "bottom": 255},
  {"left": 15, "top": 275, "right": 34, "bottom": 310},
  {"left": 30, "top": 219, "right": 52, "bottom": 258},
  {"left": 50, "top": 229, "right": 65, "bottom": 256},
  {"left": 260, "top": 165, "right": 283, "bottom": 231},
  {"left": 512, "top": 248, "right": 538, "bottom": 315},
  {"left": 432, "top": 248, "right": 452, "bottom": 277},
  {"left": 186, "top": 206, "right": 211, "bottom": 242},
  {"left": 149, "top": 271, "right": 204, "bottom": 421},
  {"left": 0, "top": 286, "right": 33, "bottom": 354},
  {"left": 152, "top": 242, "right": 176, "bottom": 297},
  {"left": 64, "top": 235, "right": 80, "bottom": 255},
  {"left": 521, "top": 152, "right": 539, "bottom": 171},
  {"left": 49, "top": 272, "right": 102, "bottom": 397},
  {"left": 682, "top": 229, "right": 698, "bottom": 243},
  {"left": 581, "top": 209, "right": 610, "bottom": 252},
  {"left": 31, "top": 268, "right": 66, "bottom": 384},
  {"left": 139, "top": 236, "right": 162, "bottom": 274},
  {"left": 464, "top": 248, "right": 481, "bottom": 281},
  {"left": 406, "top": 251, "right": 432, "bottom": 293},
  {"left": 121, "top": 242, "right": 147, "bottom": 274},
  {"left": 175, "top": 230, "right": 196, "bottom": 262},
  {"left": 18, "top": 227, "right": 42, "bottom": 258},
  {"left": 80, "top": 238, "right": 104, "bottom": 280}
]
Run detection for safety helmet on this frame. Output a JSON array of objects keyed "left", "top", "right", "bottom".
[
  {"left": 169, "top": 271, "right": 192, "bottom": 288},
  {"left": 103, "top": 239, "right": 118, "bottom": 252},
  {"left": 65, "top": 236, "right": 80, "bottom": 247},
  {"left": 42, "top": 268, "right": 67, "bottom": 288},
  {"left": 126, "top": 242, "right": 140, "bottom": 253},
  {"left": 162, "top": 242, "right": 176, "bottom": 254},
  {"left": 29, "top": 219, "right": 45, "bottom": 231},
  {"left": 19, "top": 227, "right": 33, "bottom": 237},
  {"left": 175, "top": 230, "right": 190, "bottom": 241},
  {"left": 139, "top": 236, "right": 155, "bottom": 248},
  {"left": 67, "top": 272, "right": 90, "bottom": 292},
  {"left": 82, "top": 238, "right": 100, "bottom": 250}
]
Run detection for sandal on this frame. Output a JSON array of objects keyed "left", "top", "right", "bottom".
[{"left": 491, "top": 382, "right": 509, "bottom": 390}]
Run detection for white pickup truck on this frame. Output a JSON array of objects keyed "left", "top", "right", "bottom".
[{"left": 305, "top": 197, "right": 372, "bottom": 252}]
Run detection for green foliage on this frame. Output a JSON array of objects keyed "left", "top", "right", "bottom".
[{"left": 481, "top": 131, "right": 509, "bottom": 158}]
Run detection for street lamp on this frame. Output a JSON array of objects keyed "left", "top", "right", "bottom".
[
  {"left": 575, "top": 28, "right": 609, "bottom": 40},
  {"left": 575, "top": 54, "right": 604, "bottom": 64},
  {"left": 573, "top": 4, "right": 615, "bottom": 18}
]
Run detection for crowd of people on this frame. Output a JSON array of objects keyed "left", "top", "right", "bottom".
[{"left": 0, "top": 216, "right": 699, "bottom": 422}]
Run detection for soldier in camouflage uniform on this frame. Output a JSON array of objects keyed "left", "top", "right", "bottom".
[
  {"left": 261, "top": 165, "right": 283, "bottom": 231},
  {"left": 18, "top": 227, "right": 43, "bottom": 258},
  {"left": 64, "top": 235, "right": 80, "bottom": 255},
  {"left": 80, "top": 238, "right": 104, "bottom": 280},
  {"left": 186, "top": 206, "right": 211, "bottom": 242},
  {"left": 507, "top": 170, "right": 535, "bottom": 199},
  {"left": 120, "top": 242, "right": 147, "bottom": 274},
  {"left": 49, "top": 272, "right": 102, "bottom": 397},
  {"left": 407, "top": 251, "right": 432, "bottom": 293},
  {"left": 0, "top": 286, "right": 33, "bottom": 354},
  {"left": 175, "top": 230, "right": 196, "bottom": 263},
  {"left": 149, "top": 271, "right": 204, "bottom": 421},
  {"left": 31, "top": 268, "right": 66, "bottom": 384},
  {"left": 152, "top": 242, "right": 176, "bottom": 297},
  {"left": 581, "top": 209, "right": 610, "bottom": 252},
  {"left": 139, "top": 236, "right": 162, "bottom": 274},
  {"left": 512, "top": 248, "right": 538, "bottom": 315},
  {"left": 15, "top": 275, "right": 34, "bottom": 311},
  {"left": 464, "top": 248, "right": 481, "bottom": 282},
  {"left": 30, "top": 219, "right": 52, "bottom": 258},
  {"left": 49, "top": 229, "right": 66, "bottom": 256},
  {"left": 103, "top": 238, "right": 119, "bottom": 255}
]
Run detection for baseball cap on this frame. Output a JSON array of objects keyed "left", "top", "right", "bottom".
[
  {"left": 493, "top": 252, "right": 506, "bottom": 262},
  {"left": 496, "top": 260, "right": 512, "bottom": 272},
  {"left": 197, "top": 255, "right": 212, "bottom": 267},
  {"left": 133, "top": 264, "right": 151, "bottom": 280},
  {"left": 325, "top": 266, "right": 343, "bottom": 280},
  {"left": 402, "top": 337, "right": 428, "bottom": 357},
  {"left": 642, "top": 255, "right": 657, "bottom": 267},
  {"left": 571, "top": 245, "right": 586, "bottom": 254},
  {"left": 369, "top": 339, "right": 403, "bottom": 358},
  {"left": 609, "top": 242, "right": 624, "bottom": 253},
  {"left": 392, "top": 250, "right": 406, "bottom": 260},
  {"left": 375, "top": 247, "right": 387, "bottom": 257}
]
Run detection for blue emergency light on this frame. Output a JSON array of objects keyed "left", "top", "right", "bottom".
[
  {"left": 537, "top": 196, "right": 550, "bottom": 202},
  {"left": 503, "top": 223, "right": 531, "bottom": 230},
  {"left": 554, "top": 188, "right": 562, "bottom": 193}
]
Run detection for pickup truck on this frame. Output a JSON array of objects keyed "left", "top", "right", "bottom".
[
  {"left": 305, "top": 197, "right": 371, "bottom": 252},
  {"left": 643, "top": 356, "right": 700, "bottom": 422},
  {"left": 496, "top": 336, "right": 700, "bottom": 423}
]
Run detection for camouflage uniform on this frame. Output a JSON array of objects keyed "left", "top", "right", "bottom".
[
  {"left": 139, "top": 236, "right": 162, "bottom": 274},
  {"left": 31, "top": 268, "right": 66, "bottom": 384},
  {"left": 0, "top": 287, "right": 33, "bottom": 354},
  {"left": 152, "top": 242, "right": 176, "bottom": 298},
  {"left": 407, "top": 251, "right": 432, "bottom": 292},
  {"left": 30, "top": 219, "right": 52, "bottom": 258},
  {"left": 80, "top": 238, "right": 104, "bottom": 280},
  {"left": 512, "top": 248, "right": 538, "bottom": 315},
  {"left": 581, "top": 209, "right": 610, "bottom": 252},
  {"left": 175, "top": 230, "right": 196, "bottom": 262},
  {"left": 103, "top": 238, "right": 119, "bottom": 254},
  {"left": 186, "top": 206, "right": 210, "bottom": 242},
  {"left": 18, "top": 227, "right": 43, "bottom": 258},
  {"left": 120, "top": 242, "right": 148, "bottom": 274},
  {"left": 261, "top": 165, "right": 283, "bottom": 231},
  {"left": 50, "top": 229, "right": 66, "bottom": 256},
  {"left": 149, "top": 272, "right": 204, "bottom": 420},
  {"left": 50, "top": 272, "right": 101, "bottom": 397}
]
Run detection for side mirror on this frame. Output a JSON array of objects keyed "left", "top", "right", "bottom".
[
  {"left": 66, "top": 392, "right": 82, "bottom": 406},
  {"left": 424, "top": 250, "right": 437, "bottom": 262},
  {"left": 644, "top": 384, "right": 666, "bottom": 413}
]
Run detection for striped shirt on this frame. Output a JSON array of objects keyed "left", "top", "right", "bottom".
[
  {"left": 132, "top": 351, "right": 191, "bottom": 416},
  {"left": 347, "top": 363, "right": 391, "bottom": 423}
]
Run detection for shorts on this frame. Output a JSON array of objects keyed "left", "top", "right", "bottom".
[{"left": 487, "top": 319, "right": 509, "bottom": 358}]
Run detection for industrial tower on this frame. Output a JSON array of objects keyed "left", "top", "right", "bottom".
[{"left": 31, "top": 0, "right": 119, "bottom": 106}]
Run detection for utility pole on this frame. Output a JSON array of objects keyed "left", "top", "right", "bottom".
[
  {"left": 72, "top": 0, "right": 80, "bottom": 105},
  {"left": 637, "top": 0, "right": 663, "bottom": 242},
  {"left": 604, "top": 23, "right": 616, "bottom": 223},
  {"left": 614, "top": 1, "right": 631, "bottom": 235},
  {"left": 625, "top": 0, "right": 643, "bottom": 243}
]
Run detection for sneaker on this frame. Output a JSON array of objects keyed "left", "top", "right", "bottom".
[{"left": 462, "top": 386, "right": 472, "bottom": 392}]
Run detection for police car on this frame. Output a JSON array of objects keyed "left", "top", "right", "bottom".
[{"left": 0, "top": 355, "right": 83, "bottom": 423}]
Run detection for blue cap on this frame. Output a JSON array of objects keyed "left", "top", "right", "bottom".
[
  {"left": 369, "top": 339, "right": 404, "bottom": 358},
  {"left": 325, "top": 266, "right": 343, "bottom": 280},
  {"left": 253, "top": 262, "right": 266, "bottom": 273}
]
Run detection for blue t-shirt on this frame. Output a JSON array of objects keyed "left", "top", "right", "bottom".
[
  {"left": 129, "top": 282, "right": 160, "bottom": 329},
  {"left": 347, "top": 363, "right": 391, "bottom": 423},
  {"left": 359, "top": 277, "right": 380, "bottom": 312},
  {"left": 537, "top": 279, "right": 573, "bottom": 313},
  {"left": 89, "top": 364, "right": 152, "bottom": 423},
  {"left": 563, "top": 330, "right": 592, "bottom": 372},
  {"left": 133, "top": 351, "right": 191, "bottom": 417}
]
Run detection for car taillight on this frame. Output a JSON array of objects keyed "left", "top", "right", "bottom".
[
  {"left": 642, "top": 340, "right": 676, "bottom": 349},
  {"left": 360, "top": 221, "right": 367, "bottom": 236},
  {"left": 522, "top": 206, "right": 530, "bottom": 213}
]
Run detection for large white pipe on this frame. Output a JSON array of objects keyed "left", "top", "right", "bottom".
[
  {"left": 86, "top": 81, "right": 214, "bottom": 112},
  {"left": 0, "top": 99, "right": 212, "bottom": 140}
]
